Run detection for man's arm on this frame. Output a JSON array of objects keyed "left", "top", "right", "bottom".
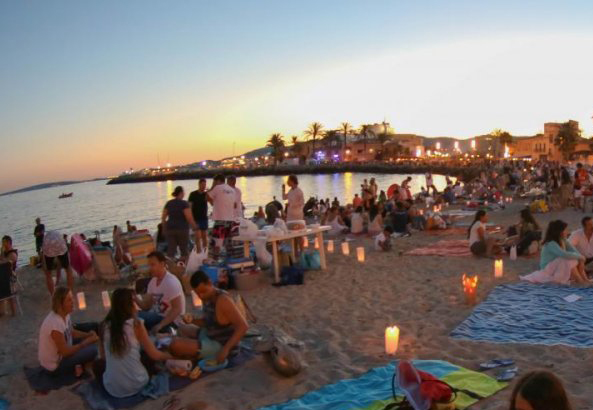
[
  {"left": 153, "top": 295, "right": 183, "bottom": 333},
  {"left": 215, "top": 296, "right": 249, "bottom": 363},
  {"left": 51, "top": 330, "right": 97, "bottom": 358},
  {"left": 136, "top": 293, "right": 154, "bottom": 311}
]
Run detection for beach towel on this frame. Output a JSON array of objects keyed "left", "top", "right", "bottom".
[
  {"left": 73, "top": 348, "right": 255, "bottom": 410},
  {"left": 451, "top": 283, "right": 593, "bottom": 347},
  {"left": 24, "top": 365, "right": 92, "bottom": 392},
  {"left": 404, "top": 240, "right": 473, "bottom": 257},
  {"left": 259, "top": 360, "right": 505, "bottom": 410},
  {"left": 425, "top": 226, "right": 502, "bottom": 236}
]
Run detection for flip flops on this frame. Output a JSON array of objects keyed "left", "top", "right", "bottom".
[
  {"left": 479, "top": 358, "right": 515, "bottom": 370},
  {"left": 496, "top": 366, "right": 519, "bottom": 382}
]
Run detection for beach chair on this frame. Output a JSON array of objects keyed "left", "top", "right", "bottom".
[
  {"left": 92, "top": 246, "right": 120, "bottom": 281},
  {"left": 123, "top": 231, "right": 155, "bottom": 276},
  {"left": 0, "top": 262, "right": 22, "bottom": 315}
]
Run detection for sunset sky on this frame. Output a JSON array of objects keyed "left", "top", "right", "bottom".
[{"left": 2, "top": 0, "right": 593, "bottom": 192}]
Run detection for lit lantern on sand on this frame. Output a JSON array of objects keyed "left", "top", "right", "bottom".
[
  {"left": 494, "top": 259, "right": 503, "bottom": 278},
  {"left": 356, "top": 247, "right": 365, "bottom": 262},
  {"left": 314, "top": 237, "right": 320, "bottom": 249},
  {"left": 341, "top": 241, "right": 350, "bottom": 255},
  {"left": 327, "top": 240, "right": 334, "bottom": 253},
  {"left": 385, "top": 326, "right": 400, "bottom": 355},
  {"left": 102, "top": 291, "right": 111, "bottom": 309},
  {"left": 76, "top": 292, "right": 86, "bottom": 310},
  {"left": 191, "top": 290, "right": 202, "bottom": 308},
  {"left": 303, "top": 237, "right": 309, "bottom": 248},
  {"left": 462, "top": 274, "right": 478, "bottom": 305},
  {"left": 419, "top": 209, "right": 424, "bottom": 216}
]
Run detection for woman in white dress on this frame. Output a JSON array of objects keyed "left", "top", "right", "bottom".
[{"left": 521, "top": 220, "right": 590, "bottom": 285}]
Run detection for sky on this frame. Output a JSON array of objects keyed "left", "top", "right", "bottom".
[{"left": 2, "top": 0, "right": 593, "bottom": 192}]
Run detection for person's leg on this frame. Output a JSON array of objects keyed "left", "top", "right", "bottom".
[
  {"left": 59, "top": 254, "right": 74, "bottom": 291},
  {"left": 166, "top": 230, "right": 178, "bottom": 259},
  {"left": 179, "top": 230, "right": 190, "bottom": 262},
  {"left": 176, "top": 323, "right": 200, "bottom": 338},
  {"left": 137, "top": 311, "right": 164, "bottom": 331},
  {"left": 169, "top": 337, "right": 200, "bottom": 359},
  {"left": 200, "top": 230, "right": 208, "bottom": 253},
  {"left": 54, "top": 344, "right": 98, "bottom": 377}
]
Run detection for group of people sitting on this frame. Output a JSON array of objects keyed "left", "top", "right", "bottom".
[{"left": 37, "top": 251, "right": 249, "bottom": 398}]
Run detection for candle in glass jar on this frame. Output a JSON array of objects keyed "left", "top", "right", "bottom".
[
  {"left": 102, "top": 291, "right": 111, "bottom": 309},
  {"left": 341, "top": 241, "right": 350, "bottom": 255},
  {"left": 356, "top": 247, "right": 365, "bottom": 262},
  {"left": 76, "top": 292, "right": 86, "bottom": 310},
  {"left": 327, "top": 240, "right": 334, "bottom": 253}
]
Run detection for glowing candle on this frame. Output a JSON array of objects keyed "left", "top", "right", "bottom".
[
  {"left": 494, "top": 259, "right": 503, "bottom": 278},
  {"left": 191, "top": 291, "right": 202, "bottom": 308},
  {"left": 356, "top": 247, "right": 365, "bottom": 262},
  {"left": 76, "top": 292, "right": 86, "bottom": 310},
  {"left": 314, "top": 237, "right": 320, "bottom": 249},
  {"left": 102, "top": 291, "right": 111, "bottom": 309},
  {"left": 462, "top": 274, "right": 478, "bottom": 305},
  {"left": 484, "top": 201, "right": 488, "bottom": 206},
  {"left": 303, "top": 238, "right": 309, "bottom": 248},
  {"left": 385, "top": 326, "right": 400, "bottom": 355},
  {"left": 327, "top": 240, "right": 334, "bottom": 253},
  {"left": 341, "top": 241, "right": 350, "bottom": 255},
  {"left": 419, "top": 209, "right": 424, "bottom": 216}
]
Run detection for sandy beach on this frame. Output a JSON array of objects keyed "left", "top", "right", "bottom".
[{"left": 1, "top": 200, "right": 593, "bottom": 410}]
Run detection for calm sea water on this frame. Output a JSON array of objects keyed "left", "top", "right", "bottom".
[{"left": 0, "top": 173, "right": 451, "bottom": 260}]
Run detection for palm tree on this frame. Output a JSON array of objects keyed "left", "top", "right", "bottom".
[
  {"left": 266, "top": 133, "right": 285, "bottom": 165},
  {"left": 491, "top": 129, "right": 513, "bottom": 158},
  {"left": 340, "top": 122, "right": 352, "bottom": 149},
  {"left": 304, "top": 122, "right": 324, "bottom": 157},
  {"left": 359, "top": 124, "right": 373, "bottom": 151}
]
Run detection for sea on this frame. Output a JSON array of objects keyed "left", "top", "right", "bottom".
[{"left": 0, "top": 172, "right": 451, "bottom": 260}]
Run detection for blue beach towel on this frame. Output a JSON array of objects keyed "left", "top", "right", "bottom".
[{"left": 451, "top": 282, "right": 593, "bottom": 347}]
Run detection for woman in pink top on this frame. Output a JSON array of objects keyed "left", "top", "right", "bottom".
[{"left": 282, "top": 175, "right": 305, "bottom": 221}]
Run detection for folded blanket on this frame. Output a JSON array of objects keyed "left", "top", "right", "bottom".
[{"left": 259, "top": 360, "right": 505, "bottom": 410}]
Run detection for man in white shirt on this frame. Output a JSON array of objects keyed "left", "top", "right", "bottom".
[
  {"left": 137, "top": 251, "right": 185, "bottom": 333},
  {"left": 227, "top": 175, "right": 244, "bottom": 219},
  {"left": 569, "top": 216, "right": 593, "bottom": 266},
  {"left": 207, "top": 174, "right": 240, "bottom": 259}
]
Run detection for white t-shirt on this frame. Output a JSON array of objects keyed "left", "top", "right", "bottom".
[
  {"left": 233, "top": 187, "right": 243, "bottom": 219},
  {"left": 351, "top": 213, "right": 364, "bottom": 234},
  {"left": 375, "top": 233, "right": 387, "bottom": 251},
  {"left": 209, "top": 183, "right": 237, "bottom": 222},
  {"left": 38, "top": 311, "right": 73, "bottom": 371},
  {"left": 147, "top": 272, "right": 186, "bottom": 324},
  {"left": 286, "top": 187, "right": 305, "bottom": 220},
  {"left": 469, "top": 221, "right": 485, "bottom": 246}
]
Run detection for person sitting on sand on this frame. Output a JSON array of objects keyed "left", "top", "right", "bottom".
[
  {"left": 171, "top": 271, "right": 249, "bottom": 363},
  {"left": 390, "top": 202, "right": 411, "bottom": 236},
  {"left": 506, "top": 208, "right": 541, "bottom": 256},
  {"left": 375, "top": 226, "right": 394, "bottom": 251},
  {"left": 569, "top": 216, "right": 593, "bottom": 267},
  {"left": 468, "top": 210, "right": 501, "bottom": 257},
  {"left": 509, "top": 370, "right": 572, "bottom": 410},
  {"left": 38, "top": 287, "right": 98, "bottom": 378},
  {"left": 135, "top": 251, "right": 186, "bottom": 333},
  {"left": 326, "top": 206, "right": 349, "bottom": 235},
  {"left": 98, "top": 288, "right": 173, "bottom": 398},
  {"left": 353, "top": 194, "right": 363, "bottom": 209},
  {"left": 350, "top": 207, "right": 364, "bottom": 234},
  {"left": 521, "top": 220, "right": 590, "bottom": 285},
  {"left": 368, "top": 201, "right": 384, "bottom": 235}
]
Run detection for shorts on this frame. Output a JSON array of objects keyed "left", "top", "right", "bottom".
[
  {"left": 196, "top": 218, "right": 209, "bottom": 231},
  {"left": 211, "top": 221, "right": 237, "bottom": 240},
  {"left": 470, "top": 241, "right": 487, "bottom": 256},
  {"left": 44, "top": 252, "right": 70, "bottom": 270},
  {"left": 36, "top": 238, "right": 43, "bottom": 253}
]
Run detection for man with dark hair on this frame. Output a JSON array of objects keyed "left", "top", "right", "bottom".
[
  {"left": 569, "top": 216, "right": 593, "bottom": 267},
  {"left": 136, "top": 251, "right": 185, "bottom": 333},
  {"left": 207, "top": 175, "right": 239, "bottom": 259},
  {"left": 170, "top": 270, "right": 249, "bottom": 364},
  {"left": 227, "top": 175, "right": 244, "bottom": 220},
  {"left": 34, "top": 217, "right": 45, "bottom": 264},
  {"left": 188, "top": 178, "right": 209, "bottom": 253}
]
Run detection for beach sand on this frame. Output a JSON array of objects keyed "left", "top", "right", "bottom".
[{"left": 2, "top": 201, "right": 593, "bottom": 409}]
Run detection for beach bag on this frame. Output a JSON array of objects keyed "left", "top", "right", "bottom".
[
  {"left": 254, "top": 239, "right": 272, "bottom": 267},
  {"left": 299, "top": 250, "right": 321, "bottom": 270},
  {"left": 239, "top": 218, "right": 258, "bottom": 239},
  {"left": 185, "top": 247, "right": 207, "bottom": 276},
  {"left": 280, "top": 265, "right": 304, "bottom": 286}
]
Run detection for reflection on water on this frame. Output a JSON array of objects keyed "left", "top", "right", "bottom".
[{"left": 0, "top": 172, "right": 451, "bottom": 259}]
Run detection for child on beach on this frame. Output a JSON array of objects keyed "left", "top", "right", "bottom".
[
  {"left": 509, "top": 370, "right": 572, "bottom": 410},
  {"left": 375, "top": 226, "right": 393, "bottom": 251}
]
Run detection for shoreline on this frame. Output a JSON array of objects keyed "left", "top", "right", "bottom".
[{"left": 107, "top": 163, "right": 483, "bottom": 185}]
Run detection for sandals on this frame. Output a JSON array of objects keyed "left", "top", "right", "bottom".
[
  {"left": 496, "top": 366, "right": 519, "bottom": 382},
  {"left": 479, "top": 358, "right": 514, "bottom": 370}
]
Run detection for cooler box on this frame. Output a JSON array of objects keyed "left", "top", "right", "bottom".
[{"left": 200, "top": 265, "right": 228, "bottom": 286}]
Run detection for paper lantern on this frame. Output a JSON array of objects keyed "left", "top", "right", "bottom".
[
  {"left": 314, "top": 237, "right": 320, "bottom": 249},
  {"left": 302, "top": 238, "right": 309, "bottom": 248},
  {"left": 102, "top": 290, "right": 111, "bottom": 309},
  {"left": 327, "top": 240, "right": 334, "bottom": 253},
  {"left": 356, "top": 247, "right": 365, "bottom": 262},
  {"left": 462, "top": 274, "right": 478, "bottom": 305},
  {"left": 191, "top": 291, "right": 202, "bottom": 308},
  {"left": 494, "top": 259, "right": 503, "bottom": 278},
  {"left": 385, "top": 326, "right": 400, "bottom": 355},
  {"left": 341, "top": 241, "right": 350, "bottom": 255},
  {"left": 419, "top": 209, "right": 424, "bottom": 216},
  {"left": 76, "top": 292, "right": 86, "bottom": 310}
]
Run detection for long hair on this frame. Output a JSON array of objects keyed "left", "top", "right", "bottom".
[
  {"left": 520, "top": 208, "right": 540, "bottom": 231},
  {"left": 543, "top": 220, "right": 567, "bottom": 245},
  {"left": 509, "top": 371, "right": 572, "bottom": 410},
  {"left": 101, "top": 288, "right": 135, "bottom": 357},
  {"left": 468, "top": 210, "right": 486, "bottom": 239}
]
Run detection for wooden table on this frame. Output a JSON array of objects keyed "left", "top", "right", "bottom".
[{"left": 233, "top": 225, "right": 332, "bottom": 283}]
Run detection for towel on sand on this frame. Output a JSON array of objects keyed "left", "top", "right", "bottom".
[
  {"left": 451, "top": 283, "right": 593, "bottom": 347},
  {"left": 259, "top": 360, "right": 506, "bottom": 410},
  {"left": 404, "top": 239, "right": 473, "bottom": 257}
]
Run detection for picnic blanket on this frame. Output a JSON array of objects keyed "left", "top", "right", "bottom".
[
  {"left": 24, "top": 366, "right": 93, "bottom": 392},
  {"left": 73, "top": 348, "right": 255, "bottom": 410},
  {"left": 425, "top": 225, "right": 502, "bottom": 236},
  {"left": 259, "top": 360, "right": 505, "bottom": 410},
  {"left": 404, "top": 239, "right": 473, "bottom": 257},
  {"left": 451, "top": 283, "right": 593, "bottom": 347}
]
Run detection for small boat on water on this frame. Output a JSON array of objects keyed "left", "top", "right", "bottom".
[{"left": 59, "top": 192, "right": 73, "bottom": 199}]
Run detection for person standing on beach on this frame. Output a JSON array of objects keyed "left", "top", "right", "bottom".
[
  {"left": 283, "top": 175, "right": 305, "bottom": 221},
  {"left": 207, "top": 175, "right": 238, "bottom": 259},
  {"left": 34, "top": 217, "right": 45, "bottom": 265},
  {"left": 188, "top": 178, "right": 209, "bottom": 253},
  {"left": 162, "top": 186, "right": 200, "bottom": 261},
  {"left": 227, "top": 175, "right": 244, "bottom": 220},
  {"left": 42, "top": 230, "right": 73, "bottom": 294}
]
